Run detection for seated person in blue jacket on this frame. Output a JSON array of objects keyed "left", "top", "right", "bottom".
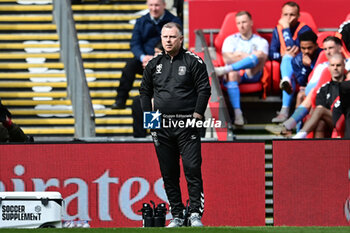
[
  {"left": 272, "top": 30, "right": 322, "bottom": 123},
  {"left": 214, "top": 11, "right": 268, "bottom": 126},
  {"left": 269, "top": 1, "right": 313, "bottom": 62},
  {"left": 111, "top": 0, "right": 182, "bottom": 109}
]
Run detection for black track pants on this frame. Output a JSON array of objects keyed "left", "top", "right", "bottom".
[{"left": 152, "top": 127, "right": 204, "bottom": 217}]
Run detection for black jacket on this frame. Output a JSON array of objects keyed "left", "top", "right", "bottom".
[
  {"left": 140, "top": 48, "right": 211, "bottom": 116},
  {"left": 316, "top": 79, "right": 344, "bottom": 126},
  {"left": 316, "top": 80, "right": 342, "bottom": 109}
]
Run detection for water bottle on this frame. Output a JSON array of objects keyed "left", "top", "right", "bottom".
[
  {"left": 154, "top": 203, "right": 167, "bottom": 227},
  {"left": 140, "top": 203, "right": 154, "bottom": 227},
  {"left": 183, "top": 199, "right": 190, "bottom": 226}
]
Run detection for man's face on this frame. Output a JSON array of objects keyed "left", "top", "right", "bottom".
[
  {"left": 236, "top": 14, "right": 253, "bottom": 36},
  {"left": 300, "top": 41, "right": 318, "bottom": 57},
  {"left": 161, "top": 26, "right": 183, "bottom": 56},
  {"left": 323, "top": 41, "right": 342, "bottom": 59},
  {"left": 281, "top": 5, "right": 299, "bottom": 27},
  {"left": 147, "top": 0, "right": 165, "bottom": 19},
  {"left": 328, "top": 56, "right": 345, "bottom": 81}
]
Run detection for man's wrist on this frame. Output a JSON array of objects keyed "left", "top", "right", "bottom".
[{"left": 193, "top": 112, "right": 203, "bottom": 120}]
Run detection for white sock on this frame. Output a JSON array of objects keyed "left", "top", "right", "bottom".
[
  {"left": 281, "top": 76, "right": 291, "bottom": 83},
  {"left": 292, "top": 131, "right": 307, "bottom": 139},
  {"left": 224, "top": 64, "right": 233, "bottom": 73},
  {"left": 234, "top": 108, "right": 242, "bottom": 116},
  {"left": 280, "top": 107, "right": 289, "bottom": 116},
  {"left": 283, "top": 118, "right": 297, "bottom": 130}
]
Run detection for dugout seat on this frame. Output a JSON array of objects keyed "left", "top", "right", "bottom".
[
  {"left": 345, "top": 12, "right": 350, "bottom": 21},
  {"left": 213, "top": 11, "right": 272, "bottom": 98},
  {"left": 299, "top": 11, "right": 318, "bottom": 34},
  {"left": 317, "top": 31, "right": 336, "bottom": 48}
]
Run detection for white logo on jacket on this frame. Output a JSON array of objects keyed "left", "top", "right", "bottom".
[
  {"left": 156, "top": 64, "right": 162, "bottom": 74},
  {"left": 178, "top": 66, "right": 186, "bottom": 75}
]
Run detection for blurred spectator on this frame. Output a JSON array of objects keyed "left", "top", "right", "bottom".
[
  {"left": 269, "top": 1, "right": 313, "bottom": 61},
  {"left": 111, "top": 0, "right": 182, "bottom": 109},
  {"left": 272, "top": 30, "right": 321, "bottom": 123},
  {"left": 173, "top": 0, "right": 183, "bottom": 23},
  {"left": 266, "top": 36, "right": 348, "bottom": 136},
  {"left": 214, "top": 11, "right": 268, "bottom": 126},
  {"left": 292, "top": 53, "right": 346, "bottom": 138},
  {"left": 0, "top": 99, "right": 31, "bottom": 142}
]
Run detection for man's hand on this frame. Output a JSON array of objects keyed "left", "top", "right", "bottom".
[
  {"left": 278, "top": 17, "right": 290, "bottom": 29},
  {"left": 222, "top": 51, "right": 248, "bottom": 65},
  {"left": 193, "top": 112, "right": 203, "bottom": 120},
  {"left": 285, "top": 45, "right": 299, "bottom": 57},
  {"left": 302, "top": 54, "right": 312, "bottom": 67},
  {"left": 142, "top": 55, "right": 154, "bottom": 68}
]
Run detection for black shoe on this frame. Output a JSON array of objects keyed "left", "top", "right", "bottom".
[{"left": 111, "top": 101, "right": 126, "bottom": 109}]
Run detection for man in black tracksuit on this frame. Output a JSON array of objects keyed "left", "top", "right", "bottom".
[
  {"left": 292, "top": 53, "right": 346, "bottom": 138},
  {"left": 140, "top": 22, "right": 211, "bottom": 227}
]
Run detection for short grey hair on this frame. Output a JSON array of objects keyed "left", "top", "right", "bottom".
[{"left": 162, "top": 22, "right": 183, "bottom": 36}]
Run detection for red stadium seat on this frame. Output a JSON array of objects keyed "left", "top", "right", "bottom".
[
  {"left": 317, "top": 31, "right": 336, "bottom": 48},
  {"left": 213, "top": 12, "right": 239, "bottom": 67},
  {"left": 271, "top": 60, "right": 281, "bottom": 94},
  {"left": 345, "top": 12, "right": 350, "bottom": 21},
  {"left": 307, "top": 50, "right": 328, "bottom": 83},
  {"left": 213, "top": 12, "right": 272, "bottom": 98},
  {"left": 299, "top": 11, "right": 318, "bottom": 33},
  {"left": 332, "top": 114, "right": 345, "bottom": 138}
]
